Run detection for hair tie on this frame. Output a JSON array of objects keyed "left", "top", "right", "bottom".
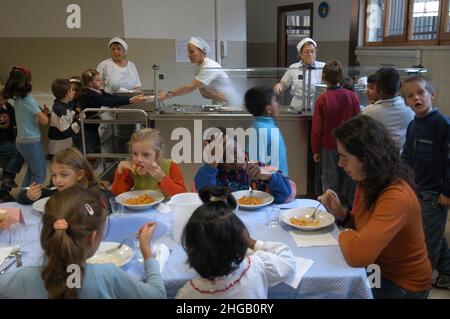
[
  {"left": 99, "top": 198, "right": 107, "bottom": 209},
  {"left": 53, "top": 219, "right": 68, "bottom": 231},
  {"left": 85, "top": 203, "right": 94, "bottom": 216}
]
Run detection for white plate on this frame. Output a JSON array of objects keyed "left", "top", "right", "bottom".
[
  {"left": 116, "top": 190, "right": 165, "bottom": 211},
  {"left": 87, "top": 242, "right": 133, "bottom": 267},
  {"left": 32, "top": 197, "right": 50, "bottom": 213},
  {"left": 281, "top": 207, "right": 335, "bottom": 231},
  {"left": 231, "top": 190, "right": 274, "bottom": 210}
]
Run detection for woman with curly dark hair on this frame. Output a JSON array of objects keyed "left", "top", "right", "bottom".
[{"left": 319, "top": 115, "right": 432, "bottom": 299}]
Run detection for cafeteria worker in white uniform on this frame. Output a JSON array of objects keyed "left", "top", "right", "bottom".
[
  {"left": 273, "top": 38, "right": 324, "bottom": 111},
  {"left": 97, "top": 37, "right": 142, "bottom": 93},
  {"left": 158, "top": 36, "right": 240, "bottom": 108}
]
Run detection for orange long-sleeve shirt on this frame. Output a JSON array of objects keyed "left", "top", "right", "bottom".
[
  {"left": 112, "top": 161, "right": 186, "bottom": 197},
  {"left": 339, "top": 180, "right": 432, "bottom": 292}
]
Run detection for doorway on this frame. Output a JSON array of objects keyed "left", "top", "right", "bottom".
[{"left": 277, "top": 3, "right": 314, "bottom": 67}]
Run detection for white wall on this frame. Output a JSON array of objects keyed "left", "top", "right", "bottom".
[
  {"left": 247, "top": 0, "right": 352, "bottom": 43},
  {"left": 123, "top": 0, "right": 215, "bottom": 39},
  {"left": 123, "top": 0, "right": 246, "bottom": 41}
]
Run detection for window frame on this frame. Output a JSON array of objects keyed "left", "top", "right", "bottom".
[
  {"left": 364, "top": 0, "right": 447, "bottom": 46},
  {"left": 440, "top": 0, "right": 450, "bottom": 42}
]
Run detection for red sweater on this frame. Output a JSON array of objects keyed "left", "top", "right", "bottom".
[
  {"left": 311, "top": 87, "right": 360, "bottom": 154},
  {"left": 112, "top": 161, "right": 186, "bottom": 197}
]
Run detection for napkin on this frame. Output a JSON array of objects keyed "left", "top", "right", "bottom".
[
  {"left": 153, "top": 243, "right": 170, "bottom": 272},
  {"left": 0, "top": 208, "right": 24, "bottom": 229},
  {"left": 0, "top": 245, "right": 19, "bottom": 267},
  {"left": 289, "top": 229, "right": 339, "bottom": 247},
  {"left": 284, "top": 257, "right": 314, "bottom": 289}
]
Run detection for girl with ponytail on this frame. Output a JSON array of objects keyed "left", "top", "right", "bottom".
[
  {"left": 0, "top": 186, "right": 166, "bottom": 299},
  {"left": 176, "top": 186, "right": 296, "bottom": 299}
]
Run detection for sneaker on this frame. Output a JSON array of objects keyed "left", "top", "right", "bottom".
[{"left": 433, "top": 274, "right": 450, "bottom": 289}]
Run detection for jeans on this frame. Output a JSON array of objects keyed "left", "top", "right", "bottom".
[
  {"left": 419, "top": 191, "right": 450, "bottom": 276},
  {"left": 372, "top": 276, "right": 429, "bottom": 299},
  {"left": 0, "top": 140, "right": 24, "bottom": 175},
  {"left": 320, "top": 149, "right": 356, "bottom": 208},
  {"left": 16, "top": 140, "right": 47, "bottom": 187}
]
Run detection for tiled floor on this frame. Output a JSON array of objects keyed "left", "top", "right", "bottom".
[{"left": 6, "top": 163, "right": 450, "bottom": 298}]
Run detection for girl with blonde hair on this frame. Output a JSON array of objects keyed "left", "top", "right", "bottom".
[{"left": 112, "top": 128, "right": 186, "bottom": 196}]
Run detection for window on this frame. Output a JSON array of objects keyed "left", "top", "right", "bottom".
[
  {"left": 385, "top": 0, "right": 406, "bottom": 37},
  {"left": 446, "top": 0, "right": 450, "bottom": 31},
  {"left": 410, "top": 0, "right": 439, "bottom": 40},
  {"left": 366, "top": 0, "right": 385, "bottom": 42},
  {"left": 364, "top": 0, "right": 449, "bottom": 45}
]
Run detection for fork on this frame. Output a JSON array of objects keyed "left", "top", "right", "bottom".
[
  {"left": 0, "top": 247, "right": 19, "bottom": 269},
  {"left": 310, "top": 202, "right": 322, "bottom": 221},
  {"left": 20, "top": 186, "right": 58, "bottom": 191},
  {"left": 105, "top": 233, "right": 137, "bottom": 254}
]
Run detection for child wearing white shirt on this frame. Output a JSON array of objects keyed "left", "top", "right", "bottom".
[{"left": 176, "top": 186, "right": 296, "bottom": 299}]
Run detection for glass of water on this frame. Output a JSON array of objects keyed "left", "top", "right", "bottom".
[
  {"left": 109, "top": 197, "right": 124, "bottom": 217},
  {"left": 265, "top": 207, "right": 280, "bottom": 228}
]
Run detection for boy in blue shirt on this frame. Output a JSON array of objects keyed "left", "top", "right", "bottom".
[
  {"left": 244, "top": 86, "right": 288, "bottom": 175},
  {"left": 401, "top": 75, "right": 450, "bottom": 290}
]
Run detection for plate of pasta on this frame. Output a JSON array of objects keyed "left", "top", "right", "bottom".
[
  {"left": 281, "top": 206, "right": 335, "bottom": 230},
  {"left": 87, "top": 242, "right": 133, "bottom": 267},
  {"left": 116, "top": 190, "right": 165, "bottom": 211},
  {"left": 231, "top": 190, "right": 274, "bottom": 210}
]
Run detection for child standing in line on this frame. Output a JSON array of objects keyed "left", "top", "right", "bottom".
[
  {"left": 2, "top": 66, "right": 49, "bottom": 188},
  {"left": 112, "top": 128, "right": 186, "bottom": 197},
  {"left": 244, "top": 86, "right": 289, "bottom": 175},
  {"left": 362, "top": 67, "right": 414, "bottom": 150},
  {"left": 366, "top": 74, "right": 379, "bottom": 105},
  {"left": 401, "top": 75, "right": 450, "bottom": 290},
  {"left": 0, "top": 186, "right": 166, "bottom": 299},
  {"left": 47, "top": 78, "right": 79, "bottom": 158},
  {"left": 69, "top": 76, "right": 83, "bottom": 150},
  {"left": 79, "top": 69, "right": 146, "bottom": 154},
  {"left": 18, "top": 147, "right": 114, "bottom": 211},
  {"left": 311, "top": 60, "right": 360, "bottom": 206},
  {"left": 176, "top": 186, "right": 296, "bottom": 299},
  {"left": 0, "top": 80, "right": 24, "bottom": 202}
]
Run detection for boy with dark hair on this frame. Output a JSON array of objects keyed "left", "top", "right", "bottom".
[
  {"left": 402, "top": 75, "right": 450, "bottom": 290},
  {"left": 363, "top": 67, "right": 414, "bottom": 150},
  {"left": 48, "top": 78, "right": 79, "bottom": 159},
  {"left": 0, "top": 80, "right": 24, "bottom": 202},
  {"left": 244, "top": 86, "right": 288, "bottom": 175},
  {"left": 366, "top": 74, "right": 379, "bottom": 104},
  {"left": 311, "top": 60, "right": 360, "bottom": 206}
]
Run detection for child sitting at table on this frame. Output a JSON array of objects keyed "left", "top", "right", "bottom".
[
  {"left": 112, "top": 128, "right": 186, "bottom": 197},
  {"left": 176, "top": 186, "right": 296, "bottom": 299},
  {"left": 194, "top": 128, "right": 296, "bottom": 203},
  {"left": 0, "top": 186, "right": 166, "bottom": 299},
  {"left": 17, "top": 147, "right": 114, "bottom": 211}
]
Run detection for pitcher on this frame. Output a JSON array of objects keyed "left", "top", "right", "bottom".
[{"left": 167, "top": 193, "right": 202, "bottom": 242}]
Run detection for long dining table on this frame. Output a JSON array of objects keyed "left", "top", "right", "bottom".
[{"left": 0, "top": 199, "right": 373, "bottom": 299}]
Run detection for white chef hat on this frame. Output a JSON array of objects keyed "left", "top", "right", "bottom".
[
  {"left": 188, "top": 36, "right": 211, "bottom": 54},
  {"left": 296, "top": 37, "right": 317, "bottom": 52},
  {"left": 109, "top": 37, "right": 128, "bottom": 54}
]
